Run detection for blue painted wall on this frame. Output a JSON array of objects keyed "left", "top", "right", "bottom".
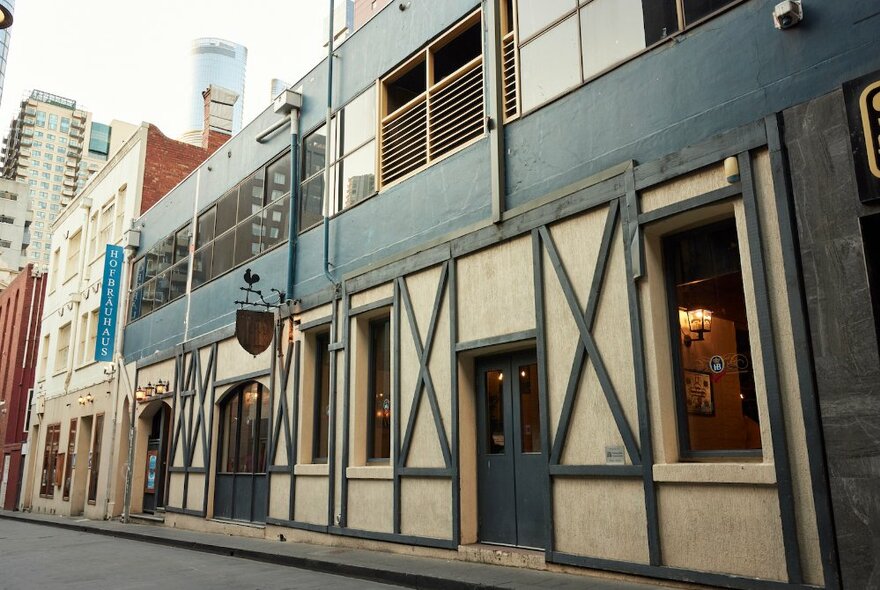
[{"left": 124, "top": 0, "right": 880, "bottom": 361}]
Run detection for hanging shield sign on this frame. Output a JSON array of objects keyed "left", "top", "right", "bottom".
[{"left": 236, "top": 309, "right": 275, "bottom": 355}]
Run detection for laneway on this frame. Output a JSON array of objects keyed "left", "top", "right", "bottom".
[{"left": 0, "top": 519, "right": 404, "bottom": 590}]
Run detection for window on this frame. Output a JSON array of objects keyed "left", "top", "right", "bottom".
[
  {"left": 55, "top": 322, "right": 72, "bottom": 373},
  {"left": 220, "top": 383, "right": 269, "bottom": 474},
  {"left": 64, "top": 230, "right": 81, "bottom": 282},
  {"left": 48, "top": 114, "right": 58, "bottom": 130},
  {"left": 378, "top": 11, "right": 483, "bottom": 187},
  {"left": 367, "top": 317, "right": 391, "bottom": 460},
  {"left": 86, "top": 310, "right": 98, "bottom": 362},
  {"left": 312, "top": 332, "right": 331, "bottom": 462},
  {"left": 88, "top": 414, "right": 104, "bottom": 504},
  {"left": 98, "top": 203, "right": 114, "bottom": 246},
  {"left": 517, "top": 0, "right": 741, "bottom": 113},
  {"left": 0, "top": 214, "right": 13, "bottom": 224},
  {"left": 39, "top": 335, "right": 50, "bottom": 378},
  {"left": 664, "top": 218, "right": 760, "bottom": 455},
  {"left": 35, "top": 111, "right": 46, "bottom": 128},
  {"left": 300, "top": 88, "right": 377, "bottom": 231},
  {"left": 39, "top": 423, "right": 61, "bottom": 498},
  {"left": 77, "top": 312, "right": 89, "bottom": 365},
  {"left": 60, "top": 117, "right": 70, "bottom": 133},
  {"left": 87, "top": 211, "right": 98, "bottom": 259},
  {"left": 130, "top": 151, "right": 292, "bottom": 316},
  {"left": 115, "top": 185, "right": 126, "bottom": 239},
  {"left": 62, "top": 419, "right": 77, "bottom": 500}
]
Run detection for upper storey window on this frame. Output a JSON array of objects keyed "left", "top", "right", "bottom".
[
  {"left": 300, "top": 87, "right": 378, "bottom": 231},
  {"left": 516, "top": 0, "right": 743, "bottom": 112},
  {"left": 378, "top": 10, "right": 485, "bottom": 188}
]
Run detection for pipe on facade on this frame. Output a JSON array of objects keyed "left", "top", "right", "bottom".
[
  {"left": 21, "top": 269, "right": 38, "bottom": 369},
  {"left": 322, "top": 0, "right": 338, "bottom": 286},
  {"left": 256, "top": 114, "right": 291, "bottom": 144},
  {"left": 286, "top": 112, "right": 301, "bottom": 301}
]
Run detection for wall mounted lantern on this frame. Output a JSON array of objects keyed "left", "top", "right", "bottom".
[{"left": 679, "top": 308, "right": 712, "bottom": 346}]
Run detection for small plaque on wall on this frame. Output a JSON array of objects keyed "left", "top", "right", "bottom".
[
  {"left": 605, "top": 446, "right": 625, "bottom": 465},
  {"left": 843, "top": 70, "right": 880, "bottom": 203}
]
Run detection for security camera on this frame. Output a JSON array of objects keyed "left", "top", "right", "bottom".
[{"left": 773, "top": 0, "right": 803, "bottom": 30}]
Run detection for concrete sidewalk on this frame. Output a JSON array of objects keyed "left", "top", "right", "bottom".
[{"left": 0, "top": 510, "right": 683, "bottom": 590}]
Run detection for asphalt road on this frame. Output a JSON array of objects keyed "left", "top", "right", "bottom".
[{"left": 0, "top": 519, "right": 405, "bottom": 590}]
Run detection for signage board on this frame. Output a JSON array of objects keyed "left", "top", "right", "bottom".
[
  {"left": 844, "top": 70, "right": 880, "bottom": 203},
  {"left": 94, "top": 244, "right": 124, "bottom": 362}
]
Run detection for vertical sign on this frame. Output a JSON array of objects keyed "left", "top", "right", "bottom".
[
  {"left": 844, "top": 70, "right": 880, "bottom": 203},
  {"left": 95, "top": 244, "right": 124, "bottom": 362}
]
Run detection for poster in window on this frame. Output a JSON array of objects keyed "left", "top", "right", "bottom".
[
  {"left": 684, "top": 370, "right": 714, "bottom": 416},
  {"left": 144, "top": 450, "right": 158, "bottom": 493}
]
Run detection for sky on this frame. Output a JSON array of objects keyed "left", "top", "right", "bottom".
[{"left": 0, "top": 0, "right": 334, "bottom": 141}]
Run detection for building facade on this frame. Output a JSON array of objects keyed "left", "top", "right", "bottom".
[
  {"left": 31, "top": 1, "right": 880, "bottom": 588},
  {"left": 19, "top": 122, "right": 228, "bottom": 519},
  {"left": 0, "top": 90, "right": 136, "bottom": 270},
  {"left": 0, "top": 0, "right": 14, "bottom": 107},
  {"left": 0, "top": 264, "right": 45, "bottom": 511},
  {"left": 0, "top": 177, "right": 30, "bottom": 288},
  {"left": 181, "top": 38, "right": 247, "bottom": 145}
]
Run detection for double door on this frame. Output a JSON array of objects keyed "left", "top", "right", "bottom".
[{"left": 476, "top": 351, "right": 546, "bottom": 549}]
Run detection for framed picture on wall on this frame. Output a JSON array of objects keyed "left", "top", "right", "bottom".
[{"left": 684, "top": 370, "right": 714, "bottom": 416}]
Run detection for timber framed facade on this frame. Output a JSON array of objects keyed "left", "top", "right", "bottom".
[{"left": 30, "top": 0, "right": 880, "bottom": 588}]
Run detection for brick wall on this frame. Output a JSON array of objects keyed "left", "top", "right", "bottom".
[
  {"left": 140, "top": 125, "right": 230, "bottom": 215},
  {"left": 0, "top": 265, "right": 45, "bottom": 510}
]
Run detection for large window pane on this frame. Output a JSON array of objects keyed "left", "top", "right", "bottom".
[
  {"left": 303, "top": 125, "right": 328, "bottom": 179},
  {"left": 580, "top": 0, "right": 648, "bottom": 79},
  {"left": 192, "top": 245, "right": 213, "bottom": 288},
  {"left": 367, "top": 317, "right": 391, "bottom": 460},
  {"left": 266, "top": 152, "right": 291, "bottom": 201},
  {"left": 212, "top": 230, "right": 235, "bottom": 278},
  {"left": 257, "top": 387, "right": 269, "bottom": 473},
  {"left": 313, "top": 332, "right": 331, "bottom": 462},
  {"left": 196, "top": 207, "right": 216, "bottom": 249},
  {"left": 215, "top": 187, "right": 239, "bottom": 235},
  {"left": 683, "top": 0, "right": 737, "bottom": 25},
  {"left": 234, "top": 214, "right": 262, "bottom": 266},
  {"left": 144, "top": 251, "right": 158, "bottom": 281},
  {"left": 238, "top": 385, "right": 258, "bottom": 473},
  {"left": 341, "top": 87, "right": 376, "bottom": 155},
  {"left": 153, "top": 269, "right": 171, "bottom": 308},
  {"left": 154, "top": 234, "right": 175, "bottom": 274},
  {"left": 131, "top": 257, "right": 146, "bottom": 288},
  {"left": 520, "top": 15, "right": 581, "bottom": 112},
  {"left": 339, "top": 141, "right": 376, "bottom": 209},
  {"left": 665, "top": 219, "right": 760, "bottom": 454},
  {"left": 641, "top": 0, "right": 680, "bottom": 45},
  {"left": 221, "top": 394, "right": 239, "bottom": 472},
  {"left": 169, "top": 259, "right": 188, "bottom": 301},
  {"left": 237, "top": 172, "right": 265, "bottom": 220},
  {"left": 174, "top": 223, "right": 191, "bottom": 263},
  {"left": 140, "top": 281, "right": 155, "bottom": 316},
  {"left": 299, "top": 176, "right": 324, "bottom": 231},
  {"left": 517, "top": 0, "right": 576, "bottom": 40},
  {"left": 261, "top": 195, "right": 289, "bottom": 251}
]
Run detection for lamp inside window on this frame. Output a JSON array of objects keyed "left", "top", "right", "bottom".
[{"left": 679, "top": 307, "right": 713, "bottom": 346}]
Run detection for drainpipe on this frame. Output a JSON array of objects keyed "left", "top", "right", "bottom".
[
  {"left": 322, "top": 0, "right": 338, "bottom": 286},
  {"left": 21, "top": 268, "right": 38, "bottom": 369},
  {"left": 483, "top": 0, "right": 506, "bottom": 224}
]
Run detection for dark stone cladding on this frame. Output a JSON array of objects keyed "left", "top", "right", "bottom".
[{"left": 784, "top": 89, "right": 880, "bottom": 589}]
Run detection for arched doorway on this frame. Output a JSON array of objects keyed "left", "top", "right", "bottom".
[
  {"left": 142, "top": 404, "right": 171, "bottom": 514},
  {"left": 214, "top": 382, "right": 269, "bottom": 522}
]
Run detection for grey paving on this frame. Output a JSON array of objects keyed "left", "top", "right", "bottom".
[
  {"left": 0, "top": 518, "right": 402, "bottom": 590},
  {"left": 0, "top": 511, "right": 678, "bottom": 589}
]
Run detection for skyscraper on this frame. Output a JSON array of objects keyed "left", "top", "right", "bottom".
[
  {"left": 0, "top": 90, "right": 136, "bottom": 269},
  {"left": 0, "top": 0, "right": 15, "bottom": 107},
  {"left": 181, "top": 38, "right": 246, "bottom": 145}
]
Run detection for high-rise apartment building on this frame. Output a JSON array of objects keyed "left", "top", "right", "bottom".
[
  {"left": 0, "top": 0, "right": 14, "bottom": 107},
  {"left": 0, "top": 90, "right": 135, "bottom": 269},
  {"left": 0, "top": 177, "right": 30, "bottom": 288},
  {"left": 181, "top": 38, "right": 246, "bottom": 145}
]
